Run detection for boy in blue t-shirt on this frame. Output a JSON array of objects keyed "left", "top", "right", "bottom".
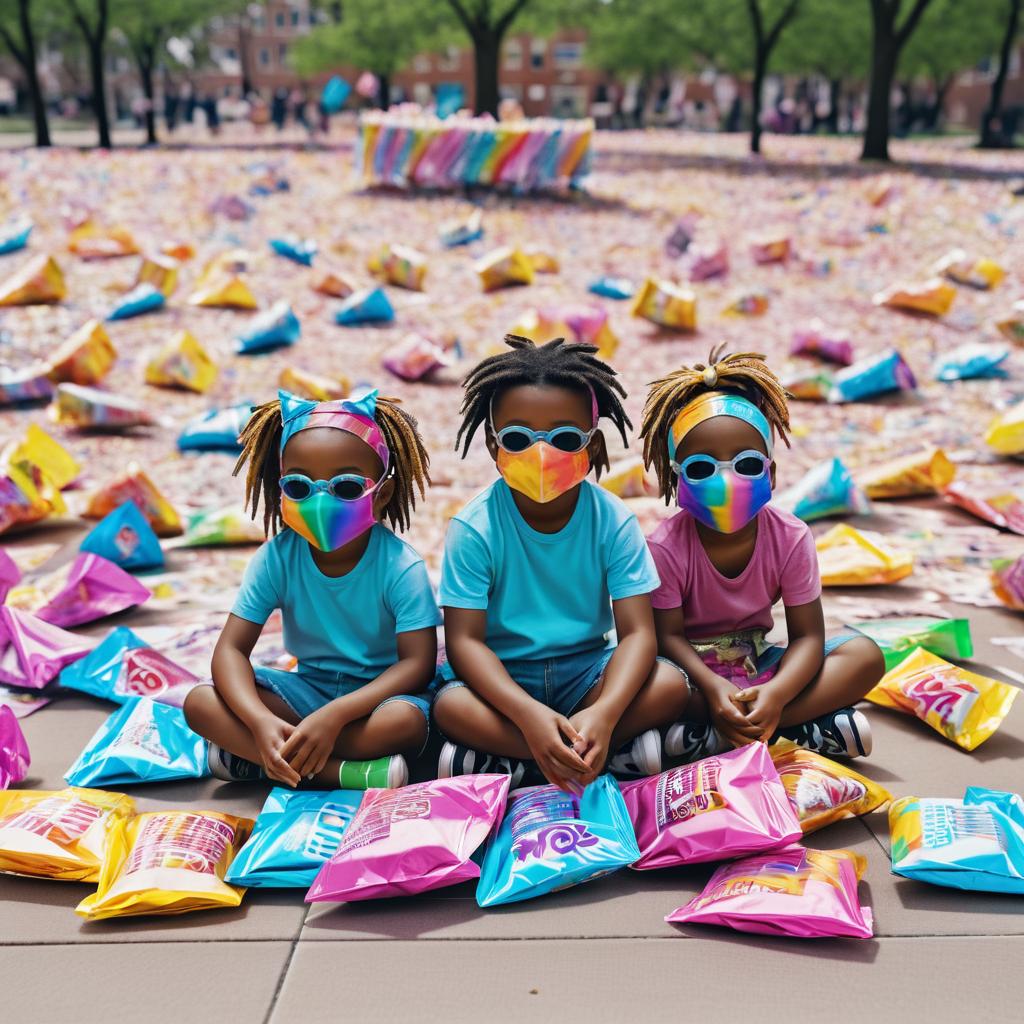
[{"left": 436, "top": 335, "right": 699, "bottom": 790}]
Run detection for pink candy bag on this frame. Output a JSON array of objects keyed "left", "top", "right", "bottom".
[
  {"left": 0, "top": 704, "right": 30, "bottom": 788},
  {"left": 306, "top": 774, "right": 510, "bottom": 903},
  {"left": 666, "top": 845, "right": 873, "bottom": 939},
  {"left": 0, "top": 547, "right": 19, "bottom": 603},
  {"left": 0, "top": 607, "right": 94, "bottom": 689},
  {"left": 621, "top": 743, "right": 801, "bottom": 869}
]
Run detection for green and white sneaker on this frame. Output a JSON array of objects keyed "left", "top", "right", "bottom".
[{"left": 338, "top": 754, "right": 408, "bottom": 789}]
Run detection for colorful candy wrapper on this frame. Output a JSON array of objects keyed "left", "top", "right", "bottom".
[
  {"left": 0, "top": 787, "right": 135, "bottom": 881},
  {"left": 49, "top": 382, "right": 155, "bottom": 430},
  {"left": 85, "top": 465, "right": 181, "bottom": 537},
  {"left": 107, "top": 282, "right": 164, "bottom": 321},
  {"left": 790, "top": 323, "right": 854, "bottom": 366},
  {"left": 476, "top": 247, "right": 534, "bottom": 292},
  {"left": 588, "top": 275, "right": 634, "bottom": 300},
  {"left": 270, "top": 236, "right": 317, "bottom": 266},
  {"left": 208, "top": 193, "right": 255, "bottom": 221},
  {"left": 188, "top": 273, "right": 258, "bottom": 310},
  {"left": 0, "top": 607, "right": 93, "bottom": 689},
  {"left": 279, "top": 366, "right": 351, "bottom": 401},
  {"left": 160, "top": 240, "right": 195, "bottom": 261},
  {"left": 983, "top": 399, "right": 1024, "bottom": 456},
  {"left": 723, "top": 289, "right": 769, "bottom": 316},
  {"left": 857, "top": 447, "right": 955, "bottom": 499},
  {"left": 59, "top": 626, "right": 200, "bottom": 708},
  {"left": 524, "top": 246, "right": 560, "bottom": 274},
  {"left": 631, "top": 277, "right": 697, "bottom": 331},
  {"left": 0, "top": 363, "right": 53, "bottom": 405},
  {"left": 306, "top": 774, "right": 510, "bottom": 903},
  {"left": 440, "top": 208, "right": 483, "bottom": 247},
  {"left": 872, "top": 277, "right": 956, "bottom": 316},
  {"left": 225, "top": 788, "right": 362, "bottom": 888},
  {"left": 828, "top": 349, "right": 917, "bottom": 403},
  {"left": 665, "top": 214, "right": 697, "bottom": 257},
  {"left": 798, "top": 252, "right": 834, "bottom": 277},
  {"left": 867, "top": 647, "right": 1018, "bottom": 750},
  {"left": 382, "top": 332, "right": 453, "bottom": 381},
  {"left": 368, "top": 243, "right": 428, "bottom": 291},
  {"left": 180, "top": 505, "right": 265, "bottom": 546},
  {"left": 932, "top": 249, "right": 1004, "bottom": 290},
  {"left": 68, "top": 222, "right": 138, "bottom": 260},
  {"left": 684, "top": 240, "right": 729, "bottom": 282},
  {"left": 666, "top": 846, "right": 873, "bottom": 939},
  {"left": 79, "top": 500, "right": 164, "bottom": 571},
  {"left": 76, "top": 809, "right": 253, "bottom": 920},
  {"left": 512, "top": 305, "right": 618, "bottom": 360},
  {"left": 991, "top": 555, "right": 1024, "bottom": 611},
  {"left": 7, "top": 552, "right": 151, "bottom": 628},
  {"left": 849, "top": 617, "right": 973, "bottom": 671},
  {"left": 889, "top": 788, "right": 1024, "bottom": 894},
  {"left": 769, "top": 740, "right": 891, "bottom": 834},
  {"left": 135, "top": 253, "right": 178, "bottom": 297},
  {"left": 0, "top": 705, "right": 29, "bottom": 789},
  {"left": 311, "top": 266, "right": 356, "bottom": 299},
  {"left": 65, "top": 696, "right": 209, "bottom": 787},
  {"left": 749, "top": 232, "right": 792, "bottom": 264},
  {"left": 782, "top": 368, "right": 833, "bottom": 401},
  {"left": 145, "top": 330, "right": 217, "bottom": 392},
  {"left": 600, "top": 456, "right": 658, "bottom": 498},
  {"left": 620, "top": 744, "right": 801, "bottom": 870},
  {"left": 0, "top": 254, "right": 66, "bottom": 305},
  {"left": 933, "top": 342, "right": 1009, "bottom": 382},
  {"left": 0, "top": 218, "right": 31, "bottom": 254},
  {"left": 1, "top": 423, "right": 79, "bottom": 530},
  {"left": 177, "top": 403, "right": 254, "bottom": 455},
  {"left": 334, "top": 287, "right": 394, "bottom": 326},
  {"left": 944, "top": 481, "right": 1024, "bottom": 535},
  {"left": 995, "top": 299, "right": 1024, "bottom": 344},
  {"left": 816, "top": 523, "right": 914, "bottom": 586},
  {"left": 476, "top": 775, "right": 639, "bottom": 907},
  {"left": 775, "top": 458, "right": 871, "bottom": 522},
  {"left": 0, "top": 547, "right": 19, "bottom": 603},
  {"left": 47, "top": 319, "right": 116, "bottom": 385},
  {"left": 236, "top": 300, "right": 301, "bottom": 354}
]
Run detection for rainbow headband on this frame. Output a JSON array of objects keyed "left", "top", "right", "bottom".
[
  {"left": 279, "top": 388, "right": 390, "bottom": 471},
  {"left": 668, "top": 392, "right": 773, "bottom": 461}
]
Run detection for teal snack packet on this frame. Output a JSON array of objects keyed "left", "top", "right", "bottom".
[{"left": 848, "top": 616, "right": 972, "bottom": 671}]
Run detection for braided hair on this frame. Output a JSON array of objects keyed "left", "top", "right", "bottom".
[
  {"left": 640, "top": 345, "right": 791, "bottom": 505},
  {"left": 456, "top": 334, "right": 631, "bottom": 477},
  {"left": 234, "top": 395, "right": 431, "bottom": 536}
]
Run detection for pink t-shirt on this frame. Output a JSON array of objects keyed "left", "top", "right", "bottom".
[{"left": 647, "top": 505, "right": 821, "bottom": 640}]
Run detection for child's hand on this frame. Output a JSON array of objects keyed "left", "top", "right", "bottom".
[
  {"left": 705, "top": 677, "right": 763, "bottom": 747},
  {"left": 520, "top": 705, "right": 590, "bottom": 794},
  {"left": 279, "top": 705, "right": 345, "bottom": 780},
  {"left": 730, "top": 686, "right": 784, "bottom": 742},
  {"left": 251, "top": 715, "right": 301, "bottom": 787},
  {"left": 568, "top": 705, "right": 616, "bottom": 784}
]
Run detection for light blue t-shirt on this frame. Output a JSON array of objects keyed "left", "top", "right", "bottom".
[
  {"left": 439, "top": 479, "right": 660, "bottom": 661},
  {"left": 232, "top": 525, "right": 441, "bottom": 681}
]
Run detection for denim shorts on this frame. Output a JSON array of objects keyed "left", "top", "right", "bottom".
[{"left": 254, "top": 665, "right": 431, "bottom": 752}]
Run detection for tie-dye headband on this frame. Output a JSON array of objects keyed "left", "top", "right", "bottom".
[
  {"left": 668, "top": 391, "right": 773, "bottom": 461},
  {"left": 279, "top": 388, "right": 390, "bottom": 470}
]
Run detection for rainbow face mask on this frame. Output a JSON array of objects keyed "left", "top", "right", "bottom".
[
  {"left": 668, "top": 392, "right": 773, "bottom": 533},
  {"left": 277, "top": 389, "right": 390, "bottom": 552}
]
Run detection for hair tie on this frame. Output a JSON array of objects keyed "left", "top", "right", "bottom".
[{"left": 702, "top": 366, "right": 718, "bottom": 387}]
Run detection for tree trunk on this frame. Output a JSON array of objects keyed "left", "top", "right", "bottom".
[
  {"left": 472, "top": 30, "right": 501, "bottom": 117},
  {"left": 378, "top": 73, "right": 391, "bottom": 110},
  {"left": 88, "top": 36, "right": 111, "bottom": 148},
  {"left": 862, "top": 32, "right": 897, "bottom": 160},
  {"left": 827, "top": 77, "right": 841, "bottom": 133},
  {"left": 750, "top": 50, "right": 766, "bottom": 154},
  {"left": 138, "top": 57, "right": 157, "bottom": 145},
  {"left": 980, "top": 0, "right": 1021, "bottom": 148},
  {"left": 17, "top": 0, "right": 49, "bottom": 147}
]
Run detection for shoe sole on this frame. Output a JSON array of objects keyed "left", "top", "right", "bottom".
[
  {"left": 387, "top": 755, "right": 409, "bottom": 788},
  {"left": 834, "top": 710, "right": 872, "bottom": 758},
  {"left": 636, "top": 729, "right": 663, "bottom": 776},
  {"left": 437, "top": 743, "right": 456, "bottom": 780}
]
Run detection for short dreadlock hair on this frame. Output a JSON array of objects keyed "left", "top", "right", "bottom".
[
  {"left": 456, "top": 334, "right": 631, "bottom": 477},
  {"left": 640, "top": 345, "right": 792, "bottom": 505},
  {"left": 234, "top": 395, "right": 430, "bottom": 536}
]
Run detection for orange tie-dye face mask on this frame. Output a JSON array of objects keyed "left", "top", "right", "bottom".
[{"left": 496, "top": 442, "right": 591, "bottom": 504}]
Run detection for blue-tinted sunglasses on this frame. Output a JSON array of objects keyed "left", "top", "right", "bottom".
[
  {"left": 280, "top": 472, "right": 382, "bottom": 502},
  {"left": 493, "top": 423, "right": 596, "bottom": 454},
  {"left": 671, "top": 450, "right": 770, "bottom": 484}
]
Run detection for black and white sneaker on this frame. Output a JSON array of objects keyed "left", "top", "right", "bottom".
[
  {"left": 776, "top": 708, "right": 872, "bottom": 758},
  {"left": 663, "top": 721, "right": 728, "bottom": 763},
  {"left": 207, "top": 743, "right": 266, "bottom": 782},
  {"left": 605, "top": 729, "right": 662, "bottom": 778},
  {"left": 437, "top": 741, "right": 528, "bottom": 789}
]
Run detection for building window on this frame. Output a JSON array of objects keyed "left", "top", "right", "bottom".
[
  {"left": 530, "top": 39, "right": 545, "bottom": 69},
  {"left": 252, "top": 12, "right": 264, "bottom": 29},
  {"left": 225, "top": 47, "right": 237, "bottom": 61},
  {"left": 291, "top": 9, "right": 300, "bottom": 26},
  {"left": 413, "top": 54, "right": 431, "bottom": 73},
  {"left": 413, "top": 82, "right": 433, "bottom": 105},
  {"left": 552, "top": 42, "right": 584, "bottom": 69},
  {"left": 551, "top": 84, "right": 587, "bottom": 117},
  {"left": 259, "top": 48, "right": 271, "bottom": 67},
  {"left": 278, "top": 43, "right": 288, "bottom": 63},
  {"left": 504, "top": 39, "right": 523, "bottom": 70},
  {"left": 438, "top": 46, "right": 460, "bottom": 71},
  {"left": 275, "top": 11, "right": 286, "bottom": 29},
  {"left": 500, "top": 84, "right": 523, "bottom": 101},
  {"left": 528, "top": 83, "right": 545, "bottom": 101}
]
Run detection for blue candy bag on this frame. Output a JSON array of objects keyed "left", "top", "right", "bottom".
[
  {"left": 889, "top": 786, "right": 1024, "bottom": 894},
  {"left": 476, "top": 775, "right": 639, "bottom": 907},
  {"left": 79, "top": 500, "right": 164, "bottom": 571},
  {"left": 107, "top": 283, "right": 165, "bottom": 321},
  {"left": 225, "top": 788, "right": 363, "bottom": 887},
  {"left": 933, "top": 343, "right": 1010, "bottom": 383},
  {"left": 829, "top": 349, "right": 917, "bottom": 403},
  {"left": 588, "top": 276, "right": 635, "bottom": 300},
  {"left": 775, "top": 458, "right": 872, "bottom": 522},
  {"left": 334, "top": 287, "right": 394, "bottom": 326},
  {"left": 64, "top": 696, "right": 209, "bottom": 786},
  {"left": 177, "top": 402, "right": 255, "bottom": 452},
  {"left": 236, "top": 300, "right": 301, "bottom": 353},
  {"left": 0, "top": 219, "right": 32, "bottom": 255},
  {"left": 269, "top": 237, "right": 317, "bottom": 267}
]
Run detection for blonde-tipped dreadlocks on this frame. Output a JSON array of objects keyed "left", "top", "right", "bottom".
[
  {"left": 234, "top": 395, "right": 431, "bottom": 536},
  {"left": 640, "top": 346, "right": 792, "bottom": 505}
]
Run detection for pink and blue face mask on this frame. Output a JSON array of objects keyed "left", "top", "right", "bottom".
[
  {"left": 277, "top": 389, "right": 390, "bottom": 552},
  {"left": 668, "top": 393, "right": 773, "bottom": 533}
]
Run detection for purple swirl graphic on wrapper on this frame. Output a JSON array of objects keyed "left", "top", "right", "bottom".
[{"left": 512, "top": 824, "right": 598, "bottom": 862}]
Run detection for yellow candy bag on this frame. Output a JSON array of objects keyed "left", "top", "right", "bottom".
[
  {"left": 631, "top": 277, "right": 697, "bottom": 331},
  {"left": 68, "top": 221, "right": 139, "bottom": 260},
  {"left": 0, "top": 254, "right": 66, "bottom": 306},
  {"left": 475, "top": 247, "right": 534, "bottom": 292},
  {"left": 866, "top": 647, "right": 1019, "bottom": 751},
  {"left": 10, "top": 423, "right": 80, "bottom": 490},
  {"left": 188, "top": 274, "right": 258, "bottom": 310},
  {"left": 985, "top": 399, "right": 1024, "bottom": 456},
  {"left": 0, "top": 787, "right": 135, "bottom": 881},
  {"left": 85, "top": 464, "right": 182, "bottom": 537},
  {"left": 279, "top": 366, "right": 351, "bottom": 401},
  {"left": 145, "top": 330, "right": 217, "bottom": 393},
  {"left": 367, "top": 242, "right": 427, "bottom": 291},
  {"left": 76, "top": 809, "right": 253, "bottom": 920},
  {"left": 858, "top": 447, "right": 956, "bottom": 499},
  {"left": 47, "top": 320, "right": 116, "bottom": 386},
  {"left": 769, "top": 740, "right": 891, "bottom": 834},
  {"left": 932, "top": 248, "right": 1004, "bottom": 290},
  {"left": 136, "top": 253, "right": 179, "bottom": 297},
  {"left": 815, "top": 523, "right": 914, "bottom": 586},
  {"left": 872, "top": 278, "right": 956, "bottom": 317}
]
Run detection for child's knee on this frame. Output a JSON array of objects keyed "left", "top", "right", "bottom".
[
  {"left": 844, "top": 637, "right": 886, "bottom": 694},
  {"left": 652, "top": 659, "right": 691, "bottom": 719},
  {"left": 375, "top": 700, "right": 428, "bottom": 749},
  {"left": 182, "top": 684, "right": 219, "bottom": 733}
]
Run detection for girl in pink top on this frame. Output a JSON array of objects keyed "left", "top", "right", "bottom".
[{"left": 640, "top": 348, "right": 885, "bottom": 761}]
